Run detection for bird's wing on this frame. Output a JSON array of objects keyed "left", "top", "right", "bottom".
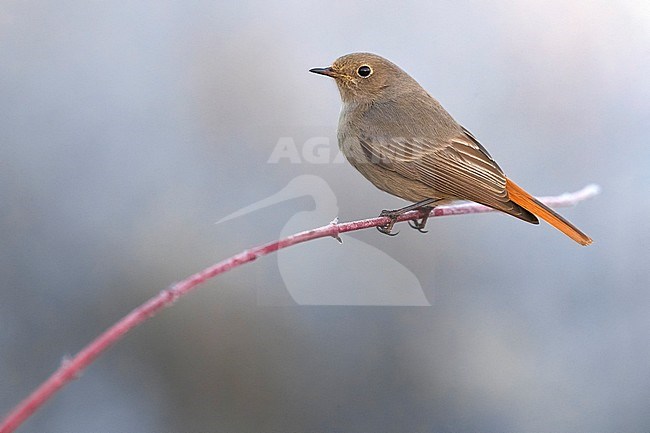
[{"left": 357, "top": 127, "right": 536, "bottom": 220}]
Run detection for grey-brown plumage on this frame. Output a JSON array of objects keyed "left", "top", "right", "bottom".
[{"left": 310, "top": 52, "right": 592, "bottom": 245}]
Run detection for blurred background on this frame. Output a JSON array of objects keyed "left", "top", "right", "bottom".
[{"left": 1, "top": 1, "right": 649, "bottom": 432}]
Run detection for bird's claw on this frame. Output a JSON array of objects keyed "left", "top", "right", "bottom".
[
  {"left": 408, "top": 220, "right": 428, "bottom": 233},
  {"left": 377, "top": 204, "right": 434, "bottom": 236},
  {"left": 377, "top": 210, "right": 400, "bottom": 236},
  {"left": 406, "top": 205, "right": 432, "bottom": 234},
  {"left": 377, "top": 225, "right": 399, "bottom": 236}
]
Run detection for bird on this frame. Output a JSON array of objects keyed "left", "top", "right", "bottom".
[{"left": 309, "top": 52, "right": 592, "bottom": 246}]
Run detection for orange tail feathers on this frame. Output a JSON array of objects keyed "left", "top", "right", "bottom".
[{"left": 506, "top": 178, "right": 592, "bottom": 246}]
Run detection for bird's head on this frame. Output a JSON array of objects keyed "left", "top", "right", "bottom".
[{"left": 310, "top": 52, "right": 412, "bottom": 104}]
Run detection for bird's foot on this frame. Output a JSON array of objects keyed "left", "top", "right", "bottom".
[
  {"left": 376, "top": 200, "right": 439, "bottom": 236},
  {"left": 377, "top": 209, "right": 400, "bottom": 236},
  {"left": 407, "top": 206, "right": 433, "bottom": 234}
]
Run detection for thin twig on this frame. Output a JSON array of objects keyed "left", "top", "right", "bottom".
[{"left": 0, "top": 184, "right": 599, "bottom": 433}]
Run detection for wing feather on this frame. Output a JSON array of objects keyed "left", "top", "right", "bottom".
[{"left": 357, "top": 128, "right": 537, "bottom": 221}]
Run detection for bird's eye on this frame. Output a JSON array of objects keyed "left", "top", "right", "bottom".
[{"left": 357, "top": 65, "right": 372, "bottom": 78}]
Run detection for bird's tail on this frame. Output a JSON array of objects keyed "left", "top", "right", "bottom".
[{"left": 506, "top": 178, "right": 592, "bottom": 246}]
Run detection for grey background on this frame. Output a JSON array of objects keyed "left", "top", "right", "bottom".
[{"left": 1, "top": 1, "right": 649, "bottom": 432}]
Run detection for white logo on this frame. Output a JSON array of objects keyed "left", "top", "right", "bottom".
[{"left": 218, "top": 175, "right": 431, "bottom": 306}]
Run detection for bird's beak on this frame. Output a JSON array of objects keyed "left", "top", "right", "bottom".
[{"left": 309, "top": 66, "right": 337, "bottom": 78}]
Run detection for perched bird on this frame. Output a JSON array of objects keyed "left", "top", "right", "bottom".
[{"left": 310, "top": 52, "right": 592, "bottom": 245}]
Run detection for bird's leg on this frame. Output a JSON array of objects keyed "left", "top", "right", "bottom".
[{"left": 377, "top": 198, "right": 440, "bottom": 236}]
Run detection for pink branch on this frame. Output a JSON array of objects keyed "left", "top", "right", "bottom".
[{"left": 0, "top": 184, "right": 599, "bottom": 433}]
